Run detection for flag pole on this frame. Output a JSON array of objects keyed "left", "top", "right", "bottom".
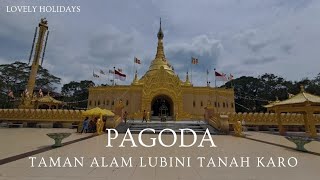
[
  {"left": 214, "top": 68, "right": 217, "bottom": 87},
  {"left": 113, "top": 67, "right": 115, "bottom": 86},
  {"left": 191, "top": 57, "right": 193, "bottom": 84},
  {"left": 107, "top": 70, "right": 110, "bottom": 85},
  {"left": 133, "top": 57, "right": 135, "bottom": 82},
  {"left": 214, "top": 68, "right": 218, "bottom": 113},
  {"left": 206, "top": 69, "right": 208, "bottom": 87}
]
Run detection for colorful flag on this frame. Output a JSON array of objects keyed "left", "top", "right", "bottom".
[
  {"left": 134, "top": 57, "right": 141, "bottom": 64},
  {"left": 215, "top": 70, "right": 228, "bottom": 81},
  {"left": 117, "top": 68, "right": 123, "bottom": 72},
  {"left": 109, "top": 70, "right": 114, "bottom": 74},
  {"left": 115, "top": 69, "right": 126, "bottom": 81},
  {"left": 93, "top": 70, "right": 99, "bottom": 78},
  {"left": 39, "top": 89, "right": 43, "bottom": 97},
  {"left": 99, "top": 70, "right": 105, "bottom": 75},
  {"left": 228, "top": 74, "right": 234, "bottom": 81},
  {"left": 8, "top": 90, "right": 14, "bottom": 98},
  {"left": 191, "top": 57, "right": 198, "bottom": 64},
  {"left": 24, "top": 89, "right": 30, "bottom": 97}
]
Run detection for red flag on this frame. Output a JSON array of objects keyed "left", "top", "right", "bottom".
[
  {"left": 115, "top": 69, "right": 126, "bottom": 81},
  {"left": 134, "top": 57, "right": 141, "bottom": 64},
  {"left": 191, "top": 57, "right": 198, "bottom": 64},
  {"left": 215, "top": 70, "right": 228, "bottom": 81}
]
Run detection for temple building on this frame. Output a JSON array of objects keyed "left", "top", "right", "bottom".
[{"left": 87, "top": 21, "right": 235, "bottom": 120}]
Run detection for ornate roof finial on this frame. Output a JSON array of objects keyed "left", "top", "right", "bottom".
[
  {"left": 132, "top": 70, "right": 139, "bottom": 85},
  {"left": 300, "top": 85, "right": 305, "bottom": 92},
  {"left": 157, "top": 17, "right": 164, "bottom": 40},
  {"left": 185, "top": 71, "right": 192, "bottom": 86},
  {"left": 134, "top": 70, "right": 138, "bottom": 80}
]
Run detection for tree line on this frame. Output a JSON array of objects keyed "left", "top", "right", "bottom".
[
  {"left": 0, "top": 61, "right": 319, "bottom": 111},
  {"left": 224, "top": 73, "right": 320, "bottom": 112}
]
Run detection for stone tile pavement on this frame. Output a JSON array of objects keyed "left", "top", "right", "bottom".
[
  {"left": 0, "top": 128, "right": 92, "bottom": 159},
  {"left": 0, "top": 129, "right": 319, "bottom": 180}
]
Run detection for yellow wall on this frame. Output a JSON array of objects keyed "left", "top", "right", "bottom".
[{"left": 88, "top": 85, "right": 235, "bottom": 120}]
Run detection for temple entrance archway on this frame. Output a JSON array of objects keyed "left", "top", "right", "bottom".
[{"left": 151, "top": 95, "right": 173, "bottom": 117}]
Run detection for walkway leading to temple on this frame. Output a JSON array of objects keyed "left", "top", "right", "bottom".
[{"left": 116, "top": 121, "right": 219, "bottom": 134}]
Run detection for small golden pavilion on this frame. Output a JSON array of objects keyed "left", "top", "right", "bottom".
[
  {"left": 88, "top": 21, "right": 235, "bottom": 120},
  {"left": 265, "top": 86, "right": 320, "bottom": 137},
  {"left": 35, "top": 94, "right": 65, "bottom": 109}
]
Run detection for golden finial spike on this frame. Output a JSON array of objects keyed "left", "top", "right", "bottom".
[
  {"left": 300, "top": 85, "right": 305, "bottom": 92},
  {"left": 185, "top": 71, "right": 191, "bottom": 86},
  {"left": 157, "top": 18, "right": 164, "bottom": 40}
]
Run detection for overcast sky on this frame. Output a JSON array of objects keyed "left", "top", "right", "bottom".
[{"left": 1, "top": 0, "right": 320, "bottom": 89}]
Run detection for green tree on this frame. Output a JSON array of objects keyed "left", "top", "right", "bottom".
[
  {"left": 61, "top": 80, "right": 94, "bottom": 109},
  {"left": 225, "top": 73, "right": 296, "bottom": 112},
  {"left": 225, "top": 76, "right": 265, "bottom": 112},
  {"left": 0, "top": 61, "right": 61, "bottom": 108}
]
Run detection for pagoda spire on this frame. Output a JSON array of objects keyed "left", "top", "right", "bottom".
[
  {"left": 155, "top": 18, "right": 165, "bottom": 60},
  {"left": 146, "top": 18, "right": 174, "bottom": 75}
]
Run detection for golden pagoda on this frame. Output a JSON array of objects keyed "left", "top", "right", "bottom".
[{"left": 88, "top": 20, "right": 235, "bottom": 120}]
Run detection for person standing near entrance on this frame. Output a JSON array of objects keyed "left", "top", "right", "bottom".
[
  {"left": 142, "top": 110, "right": 147, "bottom": 123},
  {"left": 123, "top": 111, "right": 128, "bottom": 124},
  {"left": 80, "top": 117, "right": 89, "bottom": 133}
]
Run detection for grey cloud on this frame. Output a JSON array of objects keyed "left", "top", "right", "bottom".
[
  {"left": 247, "top": 41, "right": 270, "bottom": 53},
  {"left": 166, "top": 35, "right": 223, "bottom": 72},
  {"left": 281, "top": 44, "right": 293, "bottom": 54},
  {"left": 1, "top": 0, "right": 320, "bottom": 88},
  {"left": 243, "top": 56, "right": 277, "bottom": 65},
  {"left": 88, "top": 25, "right": 136, "bottom": 64},
  {"left": 164, "top": 35, "right": 223, "bottom": 86}
]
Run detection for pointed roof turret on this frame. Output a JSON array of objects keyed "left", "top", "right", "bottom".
[
  {"left": 132, "top": 70, "right": 140, "bottom": 85},
  {"left": 184, "top": 71, "right": 192, "bottom": 86},
  {"left": 146, "top": 18, "right": 174, "bottom": 75}
]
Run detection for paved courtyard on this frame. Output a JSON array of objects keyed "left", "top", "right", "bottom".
[
  {"left": 0, "top": 128, "right": 319, "bottom": 180},
  {"left": 0, "top": 128, "right": 91, "bottom": 160}
]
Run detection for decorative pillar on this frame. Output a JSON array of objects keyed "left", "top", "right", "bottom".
[
  {"left": 20, "top": 18, "right": 49, "bottom": 109},
  {"left": 306, "top": 110, "right": 317, "bottom": 138},
  {"left": 276, "top": 110, "right": 285, "bottom": 135},
  {"left": 303, "top": 113, "right": 310, "bottom": 133}
]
